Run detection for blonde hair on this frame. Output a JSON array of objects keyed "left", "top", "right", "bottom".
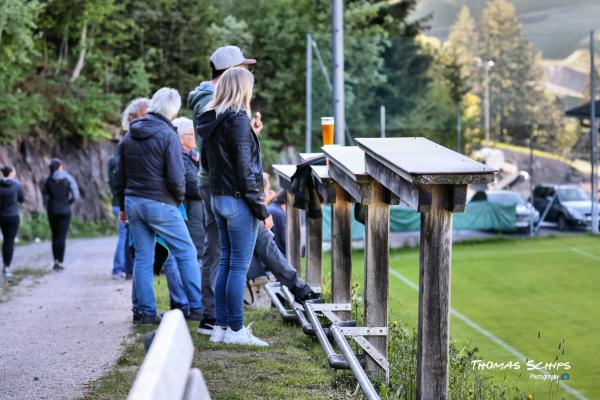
[{"left": 206, "top": 67, "right": 253, "bottom": 117}]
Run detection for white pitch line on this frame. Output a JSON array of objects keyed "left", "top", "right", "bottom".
[
  {"left": 388, "top": 268, "right": 590, "bottom": 400},
  {"left": 571, "top": 247, "right": 600, "bottom": 262}
]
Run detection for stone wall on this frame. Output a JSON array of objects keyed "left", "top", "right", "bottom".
[{"left": 0, "top": 136, "right": 116, "bottom": 220}]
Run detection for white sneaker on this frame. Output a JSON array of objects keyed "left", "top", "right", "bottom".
[
  {"left": 209, "top": 326, "right": 227, "bottom": 343},
  {"left": 223, "top": 322, "right": 269, "bottom": 347}
]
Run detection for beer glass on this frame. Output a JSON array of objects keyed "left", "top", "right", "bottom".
[{"left": 321, "top": 117, "right": 334, "bottom": 146}]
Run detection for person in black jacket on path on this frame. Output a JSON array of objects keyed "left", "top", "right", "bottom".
[
  {"left": 115, "top": 87, "right": 202, "bottom": 325},
  {"left": 0, "top": 166, "right": 24, "bottom": 279},
  {"left": 42, "top": 159, "right": 79, "bottom": 271},
  {"left": 197, "top": 67, "right": 269, "bottom": 347}
]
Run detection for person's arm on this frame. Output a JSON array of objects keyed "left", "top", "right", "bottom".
[
  {"left": 115, "top": 143, "right": 126, "bottom": 211},
  {"left": 41, "top": 177, "right": 49, "bottom": 210},
  {"left": 108, "top": 156, "right": 117, "bottom": 196},
  {"left": 165, "top": 134, "right": 186, "bottom": 204},
  {"left": 228, "top": 114, "right": 256, "bottom": 194},
  {"left": 67, "top": 173, "right": 80, "bottom": 204},
  {"left": 183, "top": 156, "right": 201, "bottom": 200},
  {"left": 17, "top": 183, "right": 24, "bottom": 204}
]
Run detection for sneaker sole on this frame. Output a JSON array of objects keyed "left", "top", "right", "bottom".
[
  {"left": 223, "top": 338, "right": 269, "bottom": 347},
  {"left": 197, "top": 328, "right": 213, "bottom": 335}
]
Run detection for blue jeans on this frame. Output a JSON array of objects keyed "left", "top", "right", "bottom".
[
  {"left": 163, "top": 254, "right": 190, "bottom": 311},
  {"left": 125, "top": 196, "right": 201, "bottom": 316},
  {"left": 212, "top": 195, "right": 259, "bottom": 330},
  {"left": 132, "top": 253, "right": 191, "bottom": 312},
  {"left": 112, "top": 206, "right": 127, "bottom": 275}
]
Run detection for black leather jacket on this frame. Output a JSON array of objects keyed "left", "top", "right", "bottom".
[{"left": 196, "top": 109, "right": 268, "bottom": 220}]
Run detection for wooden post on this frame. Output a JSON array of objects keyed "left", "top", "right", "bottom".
[
  {"left": 331, "top": 184, "right": 352, "bottom": 319},
  {"left": 356, "top": 137, "right": 495, "bottom": 397},
  {"left": 416, "top": 185, "right": 452, "bottom": 400},
  {"left": 306, "top": 212, "right": 323, "bottom": 289},
  {"left": 285, "top": 192, "right": 302, "bottom": 274},
  {"left": 363, "top": 182, "right": 389, "bottom": 379}
]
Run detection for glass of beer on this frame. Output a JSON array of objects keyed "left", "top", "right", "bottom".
[{"left": 321, "top": 117, "right": 334, "bottom": 146}]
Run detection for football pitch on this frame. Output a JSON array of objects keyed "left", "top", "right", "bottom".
[{"left": 326, "top": 235, "right": 599, "bottom": 399}]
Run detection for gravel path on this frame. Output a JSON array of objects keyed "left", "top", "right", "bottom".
[{"left": 0, "top": 237, "right": 131, "bottom": 400}]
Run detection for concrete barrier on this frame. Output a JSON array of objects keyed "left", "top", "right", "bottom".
[{"left": 128, "top": 309, "right": 210, "bottom": 400}]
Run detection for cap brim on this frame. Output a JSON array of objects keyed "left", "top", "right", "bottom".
[{"left": 241, "top": 58, "right": 257, "bottom": 65}]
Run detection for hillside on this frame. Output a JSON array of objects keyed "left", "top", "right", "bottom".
[{"left": 414, "top": 0, "right": 600, "bottom": 59}]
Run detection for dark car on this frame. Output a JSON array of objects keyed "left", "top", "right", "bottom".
[
  {"left": 470, "top": 190, "right": 539, "bottom": 231},
  {"left": 532, "top": 184, "right": 600, "bottom": 230}
]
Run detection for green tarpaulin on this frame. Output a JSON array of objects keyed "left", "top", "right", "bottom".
[{"left": 322, "top": 201, "right": 516, "bottom": 242}]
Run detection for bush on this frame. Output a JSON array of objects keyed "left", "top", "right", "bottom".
[
  {"left": 379, "top": 322, "right": 525, "bottom": 400},
  {"left": 18, "top": 212, "right": 116, "bottom": 243}
]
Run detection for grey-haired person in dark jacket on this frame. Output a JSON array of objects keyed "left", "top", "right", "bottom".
[
  {"left": 0, "top": 166, "right": 24, "bottom": 279},
  {"left": 115, "top": 87, "right": 202, "bottom": 326}
]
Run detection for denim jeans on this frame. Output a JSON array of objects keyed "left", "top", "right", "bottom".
[
  {"left": 163, "top": 254, "right": 190, "bottom": 311},
  {"left": 130, "top": 254, "right": 190, "bottom": 313},
  {"left": 125, "top": 196, "right": 202, "bottom": 316},
  {"left": 112, "top": 206, "right": 127, "bottom": 275},
  {"left": 199, "top": 187, "right": 220, "bottom": 321},
  {"left": 212, "top": 195, "right": 259, "bottom": 330},
  {"left": 253, "top": 223, "right": 306, "bottom": 290}
]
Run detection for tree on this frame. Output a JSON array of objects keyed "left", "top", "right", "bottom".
[
  {"left": 479, "top": 0, "right": 547, "bottom": 145},
  {"left": 441, "top": 48, "right": 470, "bottom": 152},
  {"left": 447, "top": 5, "right": 479, "bottom": 91},
  {"left": 375, "top": 0, "right": 432, "bottom": 135},
  {"left": 0, "top": 0, "right": 46, "bottom": 142},
  {"left": 210, "top": 0, "right": 425, "bottom": 152}
]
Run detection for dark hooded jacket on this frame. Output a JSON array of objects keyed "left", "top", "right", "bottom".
[
  {"left": 115, "top": 112, "right": 185, "bottom": 210},
  {"left": 0, "top": 178, "right": 25, "bottom": 218},
  {"left": 42, "top": 171, "right": 80, "bottom": 215},
  {"left": 182, "top": 150, "right": 201, "bottom": 200},
  {"left": 196, "top": 109, "right": 268, "bottom": 220}
]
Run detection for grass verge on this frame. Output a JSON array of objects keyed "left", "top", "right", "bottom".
[{"left": 81, "top": 277, "right": 358, "bottom": 400}]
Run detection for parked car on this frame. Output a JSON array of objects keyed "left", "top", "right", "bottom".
[
  {"left": 532, "top": 184, "right": 600, "bottom": 231},
  {"left": 470, "top": 190, "right": 539, "bottom": 231}
]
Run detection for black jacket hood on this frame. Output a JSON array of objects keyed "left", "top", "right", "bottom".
[
  {"left": 0, "top": 178, "right": 15, "bottom": 187},
  {"left": 196, "top": 109, "right": 236, "bottom": 141},
  {"left": 129, "top": 112, "right": 175, "bottom": 140}
]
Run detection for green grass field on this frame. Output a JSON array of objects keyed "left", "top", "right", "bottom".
[{"left": 327, "top": 235, "right": 599, "bottom": 400}]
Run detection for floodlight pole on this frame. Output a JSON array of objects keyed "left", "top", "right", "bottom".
[
  {"left": 591, "top": 30, "right": 598, "bottom": 234},
  {"left": 306, "top": 33, "right": 313, "bottom": 153},
  {"left": 332, "top": 0, "right": 345, "bottom": 145},
  {"left": 380, "top": 105, "right": 386, "bottom": 138},
  {"left": 483, "top": 61, "right": 494, "bottom": 142}
]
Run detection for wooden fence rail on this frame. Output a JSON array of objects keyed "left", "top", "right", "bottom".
[{"left": 273, "top": 137, "right": 494, "bottom": 399}]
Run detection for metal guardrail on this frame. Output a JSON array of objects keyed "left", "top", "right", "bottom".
[
  {"left": 330, "top": 325, "right": 381, "bottom": 400},
  {"left": 303, "top": 301, "right": 349, "bottom": 370},
  {"left": 265, "top": 281, "right": 380, "bottom": 398}
]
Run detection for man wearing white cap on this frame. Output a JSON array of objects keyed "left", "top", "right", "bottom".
[
  {"left": 187, "top": 45, "right": 256, "bottom": 334},
  {"left": 188, "top": 46, "right": 320, "bottom": 336}
]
